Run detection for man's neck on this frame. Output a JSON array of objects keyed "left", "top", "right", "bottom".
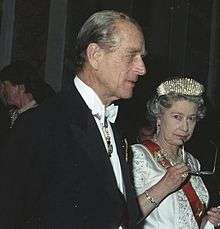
[{"left": 78, "top": 71, "right": 118, "bottom": 106}]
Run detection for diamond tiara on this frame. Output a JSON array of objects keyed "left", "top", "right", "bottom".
[{"left": 157, "top": 78, "right": 204, "bottom": 96}]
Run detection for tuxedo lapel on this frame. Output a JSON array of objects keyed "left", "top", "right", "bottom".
[
  {"left": 64, "top": 85, "right": 123, "bottom": 203},
  {"left": 112, "top": 123, "right": 140, "bottom": 225},
  {"left": 111, "top": 124, "right": 130, "bottom": 196}
]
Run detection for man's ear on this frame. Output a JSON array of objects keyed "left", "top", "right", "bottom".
[{"left": 86, "top": 43, "right": 103, "bottom": 70}]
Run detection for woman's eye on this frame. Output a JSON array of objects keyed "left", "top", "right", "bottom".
[
  {"left": 173, "top": 114, "right": 182, "bottom": 120},
  {"left": 188, "top": 116, "right": 196, "bottom": 122}
]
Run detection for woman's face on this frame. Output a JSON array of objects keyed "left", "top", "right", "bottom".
[{"left": 157, "top": 99, "right": 198, "bottom": 147}]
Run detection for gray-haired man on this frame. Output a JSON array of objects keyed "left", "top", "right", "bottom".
[{"left": 0, "top": 10, "right": 146, "bottom": 228}]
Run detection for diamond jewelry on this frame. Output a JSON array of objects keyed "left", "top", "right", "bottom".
[{"left": 157, "top": 78, "right": 204, "bottom": 97}]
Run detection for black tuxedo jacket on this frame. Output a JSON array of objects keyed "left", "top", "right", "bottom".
[{"left": 0, "top": 83, "right": 139, "bottom": 229}]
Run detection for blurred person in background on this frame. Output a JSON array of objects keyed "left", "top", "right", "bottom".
[{"left": 0, "top": 61, "right": 55, "bottom": 128}]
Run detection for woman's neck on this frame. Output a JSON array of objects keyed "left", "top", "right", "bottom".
[
  {"left": 153, "top": 136, "right": 184, "bottom": 165},
  {"left": 153, "top": 135, "right": 179, "bottom": 156}
]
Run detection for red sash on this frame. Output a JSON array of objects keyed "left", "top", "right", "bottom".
[{"left": 142, "top": 140, "right": 205, "bottom": 227}]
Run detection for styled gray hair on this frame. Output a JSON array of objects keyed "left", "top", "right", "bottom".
[{"left": 73, "top": 10, "right": 142, "bottom": 73}]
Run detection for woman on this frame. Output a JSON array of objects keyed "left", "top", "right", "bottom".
[{"left": 131, "top": 77, "right": 220, "bottom": 228}]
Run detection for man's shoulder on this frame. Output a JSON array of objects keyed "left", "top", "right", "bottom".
[
  {"left": 12, "top": 87, "right": 89, "bottom": 136},
  {"left": 31, "top": 89, "right": 86, "bottom": 124},
  {"left": 38, "top": 89, "right": 81, "bottom": 118}
]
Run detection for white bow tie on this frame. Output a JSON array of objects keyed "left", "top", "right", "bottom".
[{"left": 105, "top": 104, "right": 118, "bottom": 123}]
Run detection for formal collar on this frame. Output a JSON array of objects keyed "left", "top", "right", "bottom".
[
  {"left": 105, "top": 103, "right": 118, "bottom": 123},
  {"left": 74, "top": 76, "right": 118, "bottom": 124}
]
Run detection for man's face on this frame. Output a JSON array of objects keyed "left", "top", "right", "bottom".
[
  {"left": 92, "top": 21, "right": 146, "bottom": 104},
  {"left": 0, "top": 81, "right": 19, "bottom": 106}
]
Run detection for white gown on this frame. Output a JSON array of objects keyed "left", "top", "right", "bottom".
[{"left": 131, "top": 144, "right": 214, "bottom": 229}]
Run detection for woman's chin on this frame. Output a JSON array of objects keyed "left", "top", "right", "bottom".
[{"left": 173, "top": 138, "right": 188, "bottom": 146}]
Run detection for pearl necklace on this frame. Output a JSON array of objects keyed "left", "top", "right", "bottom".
[
  {"left": 153, "top": 138, "right": 184, "bottom": 166},
  {"left": 161, "top": 149, "right": 184, "bottom": 165}
]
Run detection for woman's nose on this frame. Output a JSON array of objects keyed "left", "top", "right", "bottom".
[{"left": 181, "top": 120, "right": 189, "bottom": 132}]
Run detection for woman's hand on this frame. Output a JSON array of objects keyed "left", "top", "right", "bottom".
[
  {"left": 160, "top": 164, "right": 189, "bottom": 195},
  {"left": 137, "top": 163, "right": 189, "bottom": 218},
  {"left": 206, "top": 207, "right": 220, "bottom": 227}
]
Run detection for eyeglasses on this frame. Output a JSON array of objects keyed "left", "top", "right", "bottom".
[{"left": 184, "top": 140, "right": 218, "bottom": 176}]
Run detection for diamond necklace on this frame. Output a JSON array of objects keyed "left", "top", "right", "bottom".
[
  {"left": 160, "top": 148, "right": 183, "bottom": 165},
  {"left": 153, "top": 137, "right": 184, "bottom": 165}
]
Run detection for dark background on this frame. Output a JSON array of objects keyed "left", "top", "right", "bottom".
[{"left": 0, "top": 0, "right": 219, "bottom": 206}]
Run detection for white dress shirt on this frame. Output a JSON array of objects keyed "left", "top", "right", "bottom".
[{"left": 74, "top": 76, "right": 125, "bottom": 195}]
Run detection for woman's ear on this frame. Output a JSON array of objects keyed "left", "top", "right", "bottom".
[{"left": 86, "top": 43, "right": 103, "bottom": 70}]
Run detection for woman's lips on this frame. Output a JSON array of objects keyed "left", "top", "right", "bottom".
[{"left": 175, "top": 134, "right": 188, "bottom": 140}]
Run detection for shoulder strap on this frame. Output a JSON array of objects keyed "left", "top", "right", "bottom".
[
  {"left": 142, "top": 139, "right": 160, "bottom": 153},
  {"left": 142, "top": 140, "right": 172, "bottom": 168},
  {"left": 142, "top": 139, "right": 205, "bottom": 227}
]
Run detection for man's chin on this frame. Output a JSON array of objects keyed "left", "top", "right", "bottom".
[
  {"left": 114, "top": 89, "right": 133, "bottom": 100},
  {"left": 122, "top": 91, "right": 133, "bottom": 99}
]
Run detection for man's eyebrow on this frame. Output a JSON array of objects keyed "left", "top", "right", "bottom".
[{"left": 127, "top": 48, "right": 147, "bottom": 56}]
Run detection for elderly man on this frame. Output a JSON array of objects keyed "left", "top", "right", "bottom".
[{"left": 0, "top": 10, "right": 146, "bottom": 228}]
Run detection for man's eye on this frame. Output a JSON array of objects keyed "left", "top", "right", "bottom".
[{"left": 126, "top": 54, "right": 134, "bottom": 62}]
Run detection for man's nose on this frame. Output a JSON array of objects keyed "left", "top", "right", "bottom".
[{"left": 133, "top": 57, "right": 146, "bottom": 76}]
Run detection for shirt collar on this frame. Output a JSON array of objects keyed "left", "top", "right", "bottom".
[
  {"left": 74, "top": 76, "right": 118, "bottom": 124},
  {"left": 74, "top": 76, "right": 105, "bottom": 124}
]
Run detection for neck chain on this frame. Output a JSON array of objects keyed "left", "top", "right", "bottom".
[
  {"left": 9, "top": 108, "right": 19, "bottom": 128},
  {"left": 160, "top": 148, "right": 183, "bottom": 166},
  {"left": 153, "top": 137, "right": 184, "bottom": 166},
  {"left": 102, "top": 117, "right": 113, "bottom": 157}
]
